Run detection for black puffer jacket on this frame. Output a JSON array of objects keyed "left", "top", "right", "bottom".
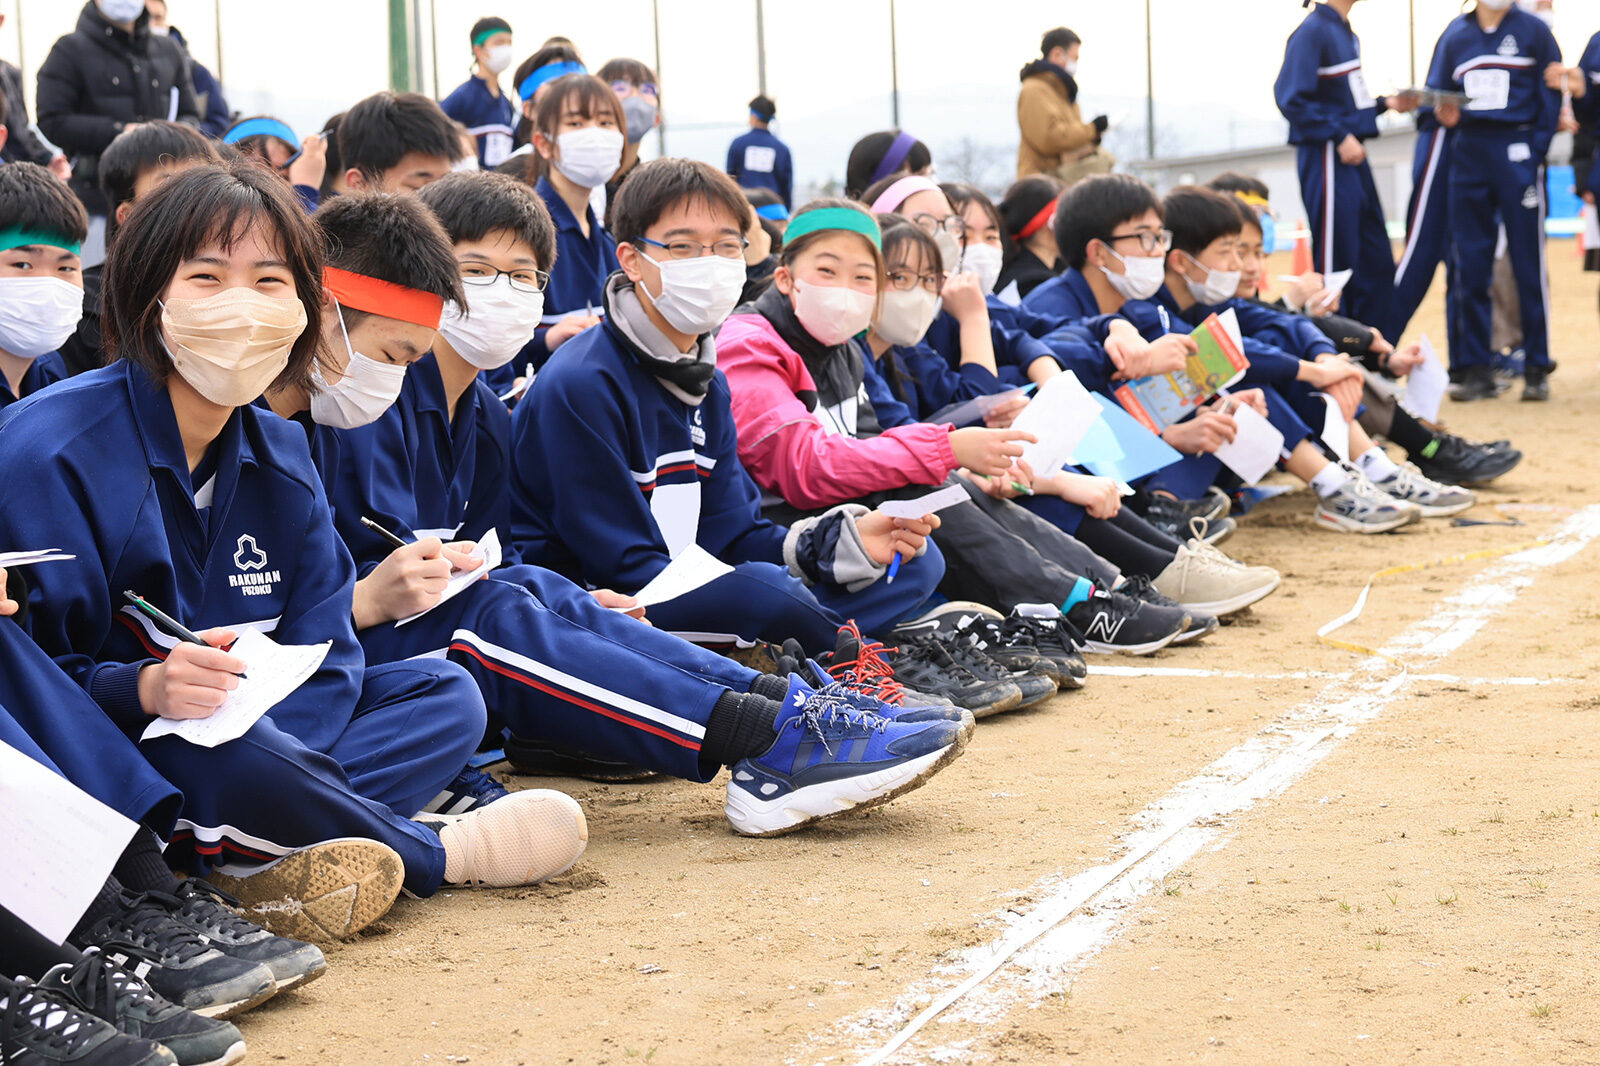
[{"left": 35, "top": 2, "right": 199, "bottom": 213}]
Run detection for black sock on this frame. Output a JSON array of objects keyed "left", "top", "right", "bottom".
[
  {"left": 747, "top": 674, "right": 788, "bottom": 702},
  {"left": 68, "top": 876, "right": 128, "bottom": 945},
  {"left": 0, "top": 906, "right": 81, "bottom": 979},
  {"left": 113, "top": 829, "right": 177, "bottom": 892},
  {"left": 1388, "top": 406, "right": 1441, "bottom": 459},
  {"left": 700, "top": 690, "right": 781, "bottom": 769}
]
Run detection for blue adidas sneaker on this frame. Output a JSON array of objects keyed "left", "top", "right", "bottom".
[
  {"left": 724, "top": 675, "right": 968, "bottom": 837},
  {"left": 421, "top": 767, "right": 509, "bottom": 816}
]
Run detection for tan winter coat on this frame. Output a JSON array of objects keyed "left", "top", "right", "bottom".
[{"left": 1016, "top": 66, "right": 1098, "bottom": 178}]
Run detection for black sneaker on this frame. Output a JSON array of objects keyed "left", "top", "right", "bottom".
[
  {"left": 1139, "top": 488, "right": 1230, "bottom": 539},
  {"left": 946, "top": 613, "right": 1059, "bottom": 688},
  {"left": 1002, "top": 608, "right": 1088, "bottom": 690},
  {"left": 1120, "top": 574, "right": 1219, "bottom": 644},
  {"left": 0, "top": 972, "right": 174, "bottom": 1066},
  {"left": 163, "top": 880, "right": 326, "bottom": 993},
  {"left": 39, "top": 950, "right": 245, "bottom": 1066},
  {"left": 1064, "top": 586, "right": 1190, "bottom": 656},
  {"left": 890, "top": 636, "right": 1023, "bottom": 718},
  {"left": 884, "top": 600, "right": 1001, "bottom": 644},
  {"left": 1448, "top": 365, "right": 1498, "bottom": 402},
  {"left": 1413, "top": 434, "right": 1522, "bottom": 486},
  {"left": 1521, "top": 362, "right": 1552, "bottom": 402},
  {"left": 504, "top": 736, "right": 661, "bottom": 782},
  {"left": 799, "top": 626, "right": 960, "bottom": 714},
  {"left": 74, "top": 892, "right": 276, "bottom": 1019},
  {"left": 939, "top": 636, "right": 1058, "bottom": 709}
]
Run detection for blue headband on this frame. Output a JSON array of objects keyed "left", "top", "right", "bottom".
[
  {"left": 755, "top": 202, "right": 789, "bottom": 221},
  {"left": 223, "top": 117, "right": 300, "bottom": 151},
  {"left": 518, "top": 60, "right": 587, "bottom": 102},
  {"left": 750, "top": 108, "right": 773, "bottom": 122}
]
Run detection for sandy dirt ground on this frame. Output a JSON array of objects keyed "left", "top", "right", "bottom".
[{"left": 237, "top": 248, "right": 1600, "bottom": 1065}]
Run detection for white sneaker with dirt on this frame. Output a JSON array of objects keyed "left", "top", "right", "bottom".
[
  {"left": 1152, "top": 540, "right": 1281, "bottom": 617},
  {"left": 421, "top": 789, "right": 588, "bottom": 888},
  {"left": 1368, "top": 464, "right": 1477, "bottom": 517},
  {"left": 1313, "top": 464, "right": 1422, "bottom": 533}
]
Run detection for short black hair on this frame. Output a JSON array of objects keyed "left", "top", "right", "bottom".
[
  {"left": 314, "top": 193, "right": 467, "bottom": 325},
  {"left": 99, "top": 120, "right": 218, "bottom": 216},
  {"left": 610, "top": 158, "right": 749, "bottom": 250},
  {"left": 104, "top": 162, "right": 324, "bottom": 391},
  {"left": 318, "top": 111, "right": 347, "bottom": 199},
  {"left": 1054, "top": 173, "right": 1162, "bottom": 270},
  {"left": 1041, "top": 27, "right": 1081, "bottom": 56},
  {"left": 471, "top": 16, "right": 511, "bottom": 45},
  {"left": 1163, "top": 185, "right": 1245, "bottom": 257},
  {"left": 749, "top": 95, "right": 776, "bottom": 121},
  {"left": 1208, "top": 172, "right": 1271, "bottom": 200},
  {"left": 0, "top": 162, "right": 89, "bottom": 246},
  {"left": 338, "top": 92, "right": 459, "bottom": 181},
  {"left": 845, "top": 130, "right": 930, "bottom": 201},
  {"left": 416, "top": 171, "right": 557, "bottom": 271}
]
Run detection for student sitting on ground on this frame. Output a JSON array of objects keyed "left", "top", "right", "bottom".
[
  {"left": 995, "top": 174, "right": 1066, "bottom": 303},
  {"left": 337, "top": 91, "right": 459, "bottom": 195},
  {"left": 0, "top": 163, "right": 86, "bottom": 409}
]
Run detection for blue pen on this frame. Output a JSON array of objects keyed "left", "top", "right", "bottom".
[{"left": 885, "top": 553, "right": 901, "bottom": 585}]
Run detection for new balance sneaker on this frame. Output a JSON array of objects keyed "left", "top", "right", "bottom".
[
  {"left": 1064, "top": 586, "right": 1190, "bottom": 655},
  {"left": 939, "top": 632, "right": 1058, "bottom": 709},
  {"left": 0, "top": 973, "right": 175, "bottom": 1066},
  {"left": 889, "top": 636, "right": 1023, "bottom": 717},
  {"left": 161, "top": 880, "right": 325, "bottom": 992},
  {"left": 1119, "top": 575, "right": 1219, "bottom": 644},
  {"left": 1369, "top": 464, "right": 1476, "bottom": 518},
  {"left": 421, "top": 766, "right": 511, "bottom": 816},
  {"left": 204, "top": 838, "right": 404, "bottom": 944},
  {"left": 418, "top": 789, "right": 588, "bottom": 888},
  {"left": 1313, "top": 464, "right": 1421, "bottom": 533},
  {"left": 1412, "top": 434, "right": 1521, "bottom": 486},
  {"left": 39, "top": 950, "right": 245, "bottom": 1066},
  {"left": 723, "top": 675, "right": 967, "bottom": 837},
  {"left": 1003, "top": 606, "right": 1088, "bottom": 690},
  {"left": 75, "top": 894, "right": 276, "bottom": 1019},
  {"left": 1152, "top": 540, "right": 1281, "bottom": 617},
  {"left": 503, "top": 736, "right": 661, "bottom": 783}
]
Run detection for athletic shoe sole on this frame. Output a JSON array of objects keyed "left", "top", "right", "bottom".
[
  {"left": 205, "top": 840, "right": 404, "bottom": 945},
  {"left": 723, "top": 727, "right": 970, "bottom": 838},
  {"left": 888, "top": 600, "right": 1003, "bottom": 641},
  {"left": 965, "top": 681, "right": 1025, "bottom": 719},
  {"left": 1176, "top": 572, "right": 1282, "bottom": 617},
  {"left": 1412, "top": 497, "right": 1477, "bottom": 518},
  {"left": 1313, "top": 506, "right": 1421, "bottom": 534},
  {"left": 190, "top": 1040, "right": 248, "bottom": 1066},
  {"left": 504, "top": 738, "right": 662, "bottom": 783},
  {"left": 1169, "top": 615, "right": 1221, "bottom": 645},
  {"left": 1077, "top": 626, "right": 1185, "bottom": 657}
]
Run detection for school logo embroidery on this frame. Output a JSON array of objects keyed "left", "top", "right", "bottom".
[
  {"left": 1497, "top": 35, "right": 1519, "bottom": 56},
  {"left": 229, "top": 534, "right": 280, "bottom": 597},
  {"left": 690, "top": 407, "right": 707, "bottom": 447},
  {"left": 1522, "top": 186, "right": 1539, "bottom": 209}
]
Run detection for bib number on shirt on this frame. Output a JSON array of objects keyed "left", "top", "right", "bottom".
[
  {"left": 1346, "top": 67, "right": 1376, "bottom": 110},
  {"left": 1463, "top": 69, "right": 1511, "bottom": 112},
  {"left": 483, "top": 132, "right": 513, "bottom": 168},
  {"left": 743, "top": 145, "right": 777, "bottom": 174}
]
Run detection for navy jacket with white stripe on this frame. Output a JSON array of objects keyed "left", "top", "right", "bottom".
[
  {"left": 1427, "top": 8, "right": 1561, "bottom": 158},
  {"left": 1275, "top": 2, "right": 1385, "bottom": 145}
]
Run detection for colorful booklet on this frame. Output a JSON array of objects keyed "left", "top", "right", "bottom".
[{"left": 1111, "top": 310, "right": 1249, "bottom": 435}]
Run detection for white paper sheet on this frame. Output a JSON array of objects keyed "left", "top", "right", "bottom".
[
  {"left": 142, "top": 630, "right": 332, "bottom": 748},
  {"left": 1007, "top": 371, "right": 1102, "bottom": 475},
  {"left": 631, "top": 544, "right": 734, "bottom": 608},
  {"left": 929, "top": 387, "right": 1030, "bottom": 428},
  {"left": 1217, "top": 307, "right": 1244, "bottom": 354},
  {"left": 1584, "top": 204, "right": 1600, "bottom": 250},
  {"left": 1320, "top": 393, "right": 1351, "bottom": 462},
  {"left": 0, "top": 549, "right": 77, "bottom": 568},
  {"left": 1214, "top": 404, "right": 1285, "bottom": 485},
  {"left": 1314, "top": 269, "right": 1353, "bottom": 312},
  {"left": 1401, "top": 334, "right": 1447, "bottom": 422},
  {"left": 878, "top": 484, "right": 971, "bottom": 520},
  {"left": 0, "top": 740, "right": 138, "bottom": 943},
  {"left": 394, "top": 528, "right": 502, "bottom": 626}
]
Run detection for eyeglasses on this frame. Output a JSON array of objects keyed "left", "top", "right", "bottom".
[
  {"left": 633, "top": 234, "right": 749, "bottom": 260},
  {"left": 610, "top": 80, "right": 659, "bottom": 99},
  {"left": 1104, "top": 229, "right": 1173, "bottom": 254},
  {"left": 911, "top": 213, "right": 965, "bottom": 238},
  {"left": 886, "top": 267, "right": 943, "bottom": 294},
  {"left": 459, "top": 263, "right": 550, "bottom": 293}
]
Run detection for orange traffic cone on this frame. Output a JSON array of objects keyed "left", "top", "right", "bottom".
[{"left": 1290, "top": 231, "right": 1313, "bottom": 276}]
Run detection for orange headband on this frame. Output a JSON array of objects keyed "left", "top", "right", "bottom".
[
  {"left": 322, "top": 267, "right": 444, "bottom": 330},
  {"left": 1015, "top": 196, "right": 1058, "bottom": 242}
]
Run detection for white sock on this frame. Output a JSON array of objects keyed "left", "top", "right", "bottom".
[
  {"left": 1308, "top": 462, "right": 1349, "bottom": 498},
  {"left": 1355, "top": 447, "right": 1399, "bottom": 481}
]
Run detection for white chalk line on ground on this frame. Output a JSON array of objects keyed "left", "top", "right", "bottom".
[
  {"left": 1088, "top": 664, "right": 1580, "bottom": 686},
  {"left": 815, "top": 505, "right": 1600, "bottom": 1066}
]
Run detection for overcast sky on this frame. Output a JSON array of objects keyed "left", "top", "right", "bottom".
[{"left": 6, "top": 1, "right": 1598, "bottom": 192}]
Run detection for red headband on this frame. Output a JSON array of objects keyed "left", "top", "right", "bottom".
[
  {"left": 1014, "top": 197, "right": 1059, "bottom": 242},
  {"left": 323, "top": 267, "right": 444, "bottom": 330}
]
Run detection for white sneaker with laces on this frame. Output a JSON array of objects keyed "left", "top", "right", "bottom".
[
  {"left": 423, "top": 789, "right": 588, "bottom": 888},
  {"left": 1313, "top": 463, "right": 1422, "bottom": 533},
  {"left": 1369, "top": 463, "right": 1477, "bottom": 517},
  {"left": 1153, "top": 539, "right": 1281, "bottom": 616}
]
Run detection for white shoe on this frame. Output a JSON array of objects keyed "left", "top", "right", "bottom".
[
  {"left": 1152, "top": 540, "right": 1281, "bottom": 617},
  {"left": 1313, "top": 463, "right": 1422, "bottom": 533},
  {"left": 1369, "top": 464, "right": 1477, "bottom": 517},
  {"left": 425, "top": 790, "right": 588, "bottom": 888}
]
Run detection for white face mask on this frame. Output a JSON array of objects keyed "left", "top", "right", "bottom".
[
  {"left": 149, "top": 24, "right": 170, "bottom": 36},
  {"left": 791, "top": 279, "right": 877, "bottom": 347},
  {"left": 957, "top": 243, "right": 1004, "bottom": 295},
  {"left": 484, "top": 43, "right": 515, "bottom": 75},
  {"left": 1182, "top": 252, "right": 1242, "bottom": 306},
  {"left": 638, "top": 250, "right": 747, "bottom": 336},
  {"left": 97, "top": 0, "right": 145, "bottom": 22},
  {"left": 1479, "top": 0, "right": 1513, "bottom": 10},
  {"left": 438, "top": 276, "right": 545, "bottom": 370},
  {"left": 309, "top": 303, "right": 410, "bottom": 429},
  {"left": 451, "top": 154, "right": 480, "bottom": 173},
  {"left": 551, "top": 127, "right": 624, "bottom": 189},
  {"left": 874, "top": 287, "right": 939, "bottom": 347},
  {"left": 1098, "top": 247, "right": 1165, "bottom": 302},
  {"left": 932, "top": 228, "right": 962, "bottom": 273},
  {"left": 0, "top": 276, "right": 84, "bottom": 359},
  {"left": 1514, "top": 0, "right": 1552, "bottom": 23},
  {"left": 1064, "top": 59, "right": 1079, "bottom": 77}
]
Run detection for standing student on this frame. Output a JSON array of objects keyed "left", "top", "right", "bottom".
[
  {"left": 145, "top": 0, "right": 231, "bottom": 139},
  {"left": 726, "top": 95, "right": 793, "bottom": 209},
  {"left": 0, "top": 163, "right": 87, "bottom": 410},
  {"left": 1427, "top": 0, "right": 1562, "bottom": 402},
  {"left": 996, "top": 175, "right": 1066, "bottom": 303},
  {"left": 0, "top": 162, "right": 588, "bottom": 937},
  {"left": 441, "top": 17, "right": 518, "bottom": 169},
  {"left": 336, "top": 91, "right": 459, "bottom": 195},
  {"left": 1274, "top": 0, "right": 1417, "bottom": 332}
]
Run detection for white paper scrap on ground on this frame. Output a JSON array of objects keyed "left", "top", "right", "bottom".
[
  {"left": 1321, "top": 393, "right": 1351, "bottom": 462},
  {"left": 1401, "top": 335, "right": 1447, "bottom": 422},
  {"left": 1214, "top": 404, "right": 1285, "bottom": 484},
  {"left": 142, "top": 630, "right": 332, "bottom": 748},
  {"left": 0, "top": 549, "right": 76, "bottom": 568},
  {"left": 632, "top": 544, "right": 734, "bottom": 608},
  {"left": 395, "top": 528, "right": 502, "bottom": 626},
  {"left": 0, "top": 739, "right": 138, "bottom": 943},
  {"left": 1008, "top": 371, "right": 1102, "bottom": 475},
  {"left": 878, "top": 484, "right": 970, "bottom": 520}
]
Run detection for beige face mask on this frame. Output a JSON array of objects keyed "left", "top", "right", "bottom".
[{"left": 161, "top": 288, "right": 308, "bottom": 408}]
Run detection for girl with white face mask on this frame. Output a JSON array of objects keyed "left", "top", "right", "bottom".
[
  {"left": 439, "top": 17, "right": 518, "bottom": 170},
  {"left": 0, "top": 164, "right": 88, "bottom": 409}
]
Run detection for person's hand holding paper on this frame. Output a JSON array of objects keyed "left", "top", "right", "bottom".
[
  {"left": 591, "top": 588, "right": 649, "bottom": 623},
  {"left": 947, "top": 426, "right": 1037, "bottom": 478},
  {"left": 136, "top": 627, "right": 246, "bottom": 721}
]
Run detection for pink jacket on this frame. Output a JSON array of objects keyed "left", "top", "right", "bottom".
[{"left": 717, "top": 312, "right": 959, "bottom": 511}]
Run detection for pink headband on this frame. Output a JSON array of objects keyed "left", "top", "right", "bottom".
[{"left": 869, "top": 175, "right": 941, "bottom": 216}]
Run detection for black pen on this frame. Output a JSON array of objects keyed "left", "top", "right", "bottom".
[
  {"left": 122, "top": 591, "right": 247, "bottom": 679},
  {"left": 360, "top": 516, "right": 409, "bottom": 550}
]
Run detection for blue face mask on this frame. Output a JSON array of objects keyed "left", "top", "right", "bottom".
[{"left": 1257, "top": 209, "right": 1277, "bottom": 255}]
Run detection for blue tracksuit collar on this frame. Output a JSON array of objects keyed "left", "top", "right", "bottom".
[
  {"left": 1060, "top": 268, "right": 1101, "bottom": 314},
  {"left": 409, "top": 353, "right": 481, "bottom": 439},
  {"left": 536, "top": 175, "right": 599, "bottom": 238},
  {"left": 124, "top": 360, "right": 257, "bottom": 501},
  {"left": 1310, "top": 3, "right": 1348, "bottom": 31}
]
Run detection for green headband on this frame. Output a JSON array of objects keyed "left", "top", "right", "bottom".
[
  {"left": 783, "top": 208, "right": 882, "bottom": 250},
  {"left": 0, "top": 228, "right": 81, "bottom": 256},
  {"left": 471, "top": 26, "right": 509, "bottom": 47}
]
